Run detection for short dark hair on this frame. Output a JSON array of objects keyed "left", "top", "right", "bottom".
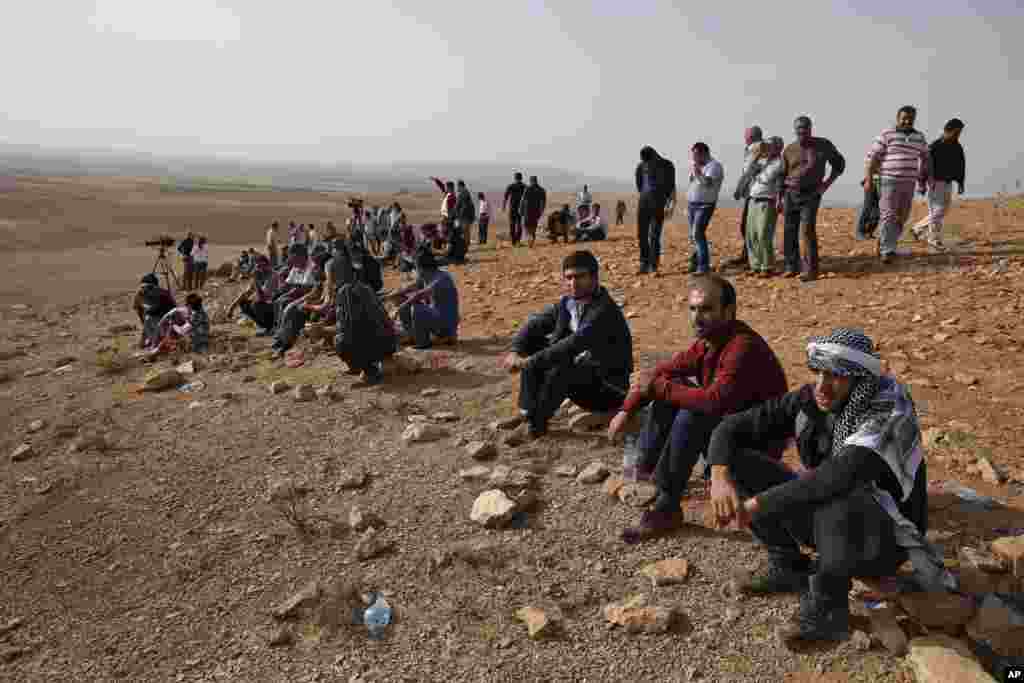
[
  {"left": 794, "top": 115, "right": 812, "bottom": 129},
  {"left": 898, "top": 105, "right": 917, "bottom": 117},
  {"left": 186, "top": 293, "right": 203, "bottom": 309},
  {"left": 640, "top": 146, "right": 656, "bottom": 162},
  {"left": 514, "top": 171, "right": 523, "bottom": 180},
  {"left": 562, "top": 250, "right": 599, "bottom": 275},
  {"left": 691, "top": 142, "right": 710, "bottom": 155},
  {"left": 944, "top": 117, "right": 965, "bottom": 131},
  {"left": 690, "top": 273, "right": 736, "bottom": 310}
]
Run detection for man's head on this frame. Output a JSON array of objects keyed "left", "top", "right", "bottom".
[
  {"left": 640, "top": 146, "right": 656, "bottom": 162},
  {"left": 514, "top": 171, "right": 523, "bottom": 182},
  {"left": 806, "top": 328, "right": 881, "bottom": 413},
  {"left": 767, "top": 136, "right": 784, "bottom": 158},
  {"left": 445, "top": 181, "right": 455, "bottom": 192},
  {"left": 691, "top": 142, "right": 710, "bottom": 165},
  {"left": 186, "top": 293, "right": 203, "bottom": 310},
  {"left": 271, "top": 221, "right": 279, "bottom": 230},
  {"left": 687, "top": 275, "right": 737, "bottom": 339},
  {"left": 794, "top": 116, "right": 813, "bottom": 144},
  {"left": 561, "top": 250, "right": 599, "bottom": 300},
  {"left": 477, "top": 191, "right": 485, "bottom": 200},
  {"left": 457, "top": 179, "right": 466, "bottom": 189},
  {"left": 896, "top": 105, "right": 917, "bottom": 130},
  {"left": 593, "top": 203, "right": 601, "bottom": 215},
  {"left": 529, "top": 175, "right": 538, "bottom": 186},
  {"left": 583, "top": 184, "right": 589, "bottom": 192},
  {"left": 943, "top": 118, "right": 965, "bottom": 142},
  {"left": 198, "top": 236, "right": 207, "bottom": 246},
  {"left": 745, "top": 125, "right": 763, "bottom": 145},
  {"left": 140, "top": 273, "right": 159, "bottom": 289}
]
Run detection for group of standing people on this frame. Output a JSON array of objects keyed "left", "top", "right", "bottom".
[{"left": 176, "top": 231, "right": 210, "bottom": 291}]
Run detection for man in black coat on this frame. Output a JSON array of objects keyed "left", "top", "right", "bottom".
[
  {"left": 635, "top": 146, "right": 677, "bottom": 274},
  {"left": 501, "top": 250, "right": 633, "bottom": 440}
]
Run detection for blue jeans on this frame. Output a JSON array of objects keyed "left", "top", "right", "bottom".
[
  {"left": 638, "top": 400, "right": 721, "bottom": 507},
  {"left": 399, "top": 303, "right": 456, "bottom": 347},
  {"left": 687, "top": 202, "right": 717, "bottom": 272}
]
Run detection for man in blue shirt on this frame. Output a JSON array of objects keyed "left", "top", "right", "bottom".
[{"left": 392, "top": 248, "right": 460, "bottom": 350}]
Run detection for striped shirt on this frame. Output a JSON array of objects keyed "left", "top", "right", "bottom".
[{"left": 866, "top": 128, "right": 930, "bottom": 183}]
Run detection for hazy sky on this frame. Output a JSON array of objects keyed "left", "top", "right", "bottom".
[{"left": 2, "top": 1, "right": 1022, "bottom": 198}]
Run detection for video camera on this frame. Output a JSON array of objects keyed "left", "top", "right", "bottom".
[{"left": 145, "top": 236, "right": 176, "bottom": 248}]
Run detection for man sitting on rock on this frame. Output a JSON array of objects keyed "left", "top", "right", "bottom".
[
  {"left": 270, "top": 249, "right": 332, "bottom": 358},
  {"left": 133, "top": 273, "right": 176, "bottom": 349},
  {"left": 390, "top": 247, "right": 460, "bottom": 350},
  {"left": 227, "top": 256, "right": 276, "bottom": 334},
  {"left": 611, "top": 274, "right": 788, "bottom": 543},
  {"left": 574, "top": 203, "right": 609, "bottom": 242},
  {"left": 706, "top": 328, "right": 953, "bottom": 647},
  {"left": 501, "top": 250, "right": 633, "bottom": 441}
]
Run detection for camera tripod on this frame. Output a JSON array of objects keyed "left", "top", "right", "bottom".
[{"left": 151, "top": 245, "right": 180, "bottom": 293}]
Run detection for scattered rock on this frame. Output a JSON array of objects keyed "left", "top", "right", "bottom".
[
  {"left": 603, "top": 594, "right": 679, "bottom": 634},
  {"left": 470, "top": 489, "right": 518, "bottom": 527},
  {"left": 0, "top": 646, "right": 28, "bottom": 664},
  {"left": 907, "top": 635, "right": 995, "bottom": 683},
  {"left": 432, "top": 411, "right": 459, "bottom": 422},
  {"left": 348, "top": 505, "right": 386, "bottom": 532},
  {"left": 10, "top": 444, "right": 34, "bottom": 462},
  {"left": 953, "top": 373, "right": 978, "bottom": 386},
  {"left": 459, "top": 465, "right": 491, "bottom": 481},
  {"left": 0, "top": 618, "right": 24, "bottom": 637},
  {"left": 141, "top": 368, "right": 183, "bottom": 392},
  {"left": 640, "top": 559, "right": 691, "bottom": 586},
  {"left": 976, "top": 457, "right": 1007, "bottom": 484},
  {"left": 489, "top": 416, "right": 523, "bottom": 431},
  {"left": 514, "top": 607, "right": 553, "bottom": 639},
  {"left": 488, "top": 465, "right": 537, "bottom": 489},
  {"left": 68, "top": 433, "right": 108, "bottom": 453},
  {"left": 576, "top": 461, "right": 609, "bottom": 484},
  {"left": 922, "top": 428, "right": 947, "bottom": 449},
  {"left": 568, "top": 411, "right": 610, "bottom": 431},
  {"left": 466, "top": 441, "right": 498, "bottom": 461},
  {"left": 850, "top": 629, "right": 873, "bottom": 652},
  {"left": 602, "top": 476, "right": 625, "bottom": 498},
  {"left": 338, "top": 470, "right": 368, "bottom": 490},
  {"left": 554, "top": 464, "right": 578, "bottom": 478},
  {"left": 293, "top": 384, "right": 315, "bottom": 402},
  {"left": 315, "top": 385, "right": 341, "bottom": 402},
  {"left": 899, "top": 592, "right": 976, "bottom": 629},
  {"left": 354, "top": 529, "right": 394, "bottom": 561},
  {"left": 991, "top": 535, "right": 1024, "bottom": 576},
  {"left": 267, "top": 478, "right": 311, "bottom": 503},
  {"left": 420, "top": 388, "right": 441, "bottom": 397},
  {"left": 401, "top": 423, "right": 449, "bottom": 444},
  {"left": 272, "top": 580, "right": 321, "bottom": 620},
  {"left": 268, "top": 625, "right": 295, "bottom": 647},
  {"left": 53, "top": 355, "right": 76, "bottom": 367},
  {"left": 27, "top": 419, "right": 45, "bottom": 433},
  {"left": 269, "top": 380, "right": 291, "bottom": 395},
  {"left": 107, "top": 323, "right": 135, "bottom": 334},
  {"left": 23, "top": 368, "right": 47, "bottom": 378},
  {"left": 619, "top": 482, "right": 657, "bottom": 508}
]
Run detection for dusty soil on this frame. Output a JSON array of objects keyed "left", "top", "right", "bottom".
[{"left": 1, "top": 176, "right": 1023, "bottom": 682}]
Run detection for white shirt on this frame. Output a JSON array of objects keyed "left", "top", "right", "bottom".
[
  {"left": 191, "top": 243, "right": 209, "bottom": 264},
  {"left": 479, "top": 199, "right": 490, "bottom": 217}
]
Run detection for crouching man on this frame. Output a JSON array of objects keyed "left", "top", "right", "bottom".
[
  {"left": 501, "top": 250, "right": 633, "bottom": 441},
  {"left": 612, "top": 274, "right": 788, "bottom": 543},
  {"left": 707, "top": 328, "right": 953, "bottom": 648}
]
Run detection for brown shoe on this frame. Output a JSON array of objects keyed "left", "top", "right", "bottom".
[
  {"left": 622, "top": 509, "right": 683, "bottom": 544},
  {"left": 783, "top": 270, "right": 799, "bottom": 279}
]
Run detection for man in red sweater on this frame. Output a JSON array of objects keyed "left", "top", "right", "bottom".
[{"left": 610, "top": 274, "right": 788, "bottom": 543}]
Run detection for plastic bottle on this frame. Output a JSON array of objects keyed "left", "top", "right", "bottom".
[
  {"left": 622, "top": 433, "right": 640, "bottom": 482},
  {"left": 363, "top": 593, "right": 391, "bottom": 639}
]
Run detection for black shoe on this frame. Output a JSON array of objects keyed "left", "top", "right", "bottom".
[
  {"left": 777, "top": 590, "right": 851, "bottom": 648},
  {"left": 739, "top": 558, "right": 812, "bottom": 595},
  {"left": 637, "top": 264, "right": 650, "bottom": 275},
  {"left": 413, "top": 342, "right": 433, "bottom": 350},
  {"left": 362, "top": 364, "right": 383, "bottom": 385}
]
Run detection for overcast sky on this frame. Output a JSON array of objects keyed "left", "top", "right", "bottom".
[{"left": 2, "top": 1, "right": 1021, "bottom": 198}]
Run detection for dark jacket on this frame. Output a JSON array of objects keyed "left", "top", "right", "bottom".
[
  {"left": 635, "top": 155, "right": 677, "bottom": 205},
  {"left": 177, "top": 237, "right": 194, "bottom": 259},
  {"left": 708, "top": 384, "right": 927, "bottom": 532},
  {"left": 929, "top": 138, "right": 966, "bottom": 186},
  {"left": 455, "top": 187, "right": 476, "bottom": 222},
  {"left": 520, "top": 184, "right": 547, "bottom": 216},
  {"left": 512, "top": 286, "right": 633, "bottom": 387}
]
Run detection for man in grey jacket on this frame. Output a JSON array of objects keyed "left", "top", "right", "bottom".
[{"left": 728, "top": 125, "right": 764, "bottom": 268}]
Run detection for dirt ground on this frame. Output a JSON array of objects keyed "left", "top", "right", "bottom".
[{"left": 1, "top": 176, "right": 1023, "bottom": 682}]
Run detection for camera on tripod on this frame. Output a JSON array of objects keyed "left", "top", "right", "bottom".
[{"left": 145, "top": 236, "right": 176, "bottom": 248}]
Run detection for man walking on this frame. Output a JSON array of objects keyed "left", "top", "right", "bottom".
[
  {"left": 910, "top": 118, "right": 966, "bottom": 252},
  {"left": 503, "top": 172, "right": 528, "bottom": 246},
  {"left": 686, "top": 142, "right": 725, "bottom": 275},
  {"left": 865, "top": 106, "right": 931, "bottom": 264},
  {"left": 728, "top": 126, "right": 764, "bottom": 268},
  {"left": 780, "top": 116, "right": 845, "bottom": 281},
  {"left": 520, "top": 176, "right": 547, "bottom": 248},
  {"left": 266, "top": 221, "right": 280, "bottom": 269},
  {"left": 634, "top": 146, "right": 677, "bottom": 274}
]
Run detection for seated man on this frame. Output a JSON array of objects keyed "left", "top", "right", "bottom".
[
  {"left": 502, "top": 250, "right": 633, "bottom": 440},
  {"left": 545, "top": 204, "right": 573, "bottom": 244},
  {"left": 228, "top": 257, "right": 276, "bottom": 333},
  {"left": 707, "top": 328, "right": 953, "bottom": 647},
  {"left": 611, "top": 274, "right": 788, "bottom": 543},
  {"left": 334, "top": 270, "right": 398, "bottom": 386},
  {"left": 391, "top": 248, "right": 460, "bottom": 350},
  {"left": 270, "top": 250, "right": 331, "bottom": 358},
  {"left": 145, "top": 293, "right": 209, "bottom": 356},
  {"left": 574, "top": 203, "right": 609, "bottom": 242},
  {"left": 271, "top": 247, "right": 319, "bottom": 330},
  {"left": 133, "top": 273, "right": 176, "bottom": 349}
]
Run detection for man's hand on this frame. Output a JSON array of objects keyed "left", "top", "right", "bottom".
[
  {"left": 607, "top": 411, "right": 630, "bottom": 442},
  {"left": 501, "top": 352, "right": 527, "bottom": 372},
  {"left": 732, "top": 190, "right": 742, "bottom": 201},
  {"left": 862, "top": 177, "right": 873, "bottom": 193},
  {"left": 710, "top": 466, "right": 745, "bottom": 528}
]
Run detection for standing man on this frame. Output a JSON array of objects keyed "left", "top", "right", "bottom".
[
  {"left": 520, "top": 175, "right": 547, "bottom": 248},
  {"left": 910, "top": 118, "right": 966, "bottom": 252},
  {"left": 635, "top": 146, "right": 677, "bottom": 274},
  {"left": 266, "top": 221, "right": 280, "bottom": 269},
  {"left": 779, "top": 116, "right": 846, "bottom": 281},
  {"left": 477, "top": 192, "right": 491, "bottom": 246},
  {"left": 728, "top": 125, "right": 764, "bottom": 268},
  {"left": 448, "top": 179, "right": 474, "bottom": 263},
  {"left": 864, "top": 106, "right": 931, "bottom": 264},
  {"left": 615, "top": 199, "right": 627, "bottom": 226},
  {"left": 503, "top": 172, "right": 528, "bottom": 246},
  {"left": 177, "top": 230, "right": 195, "bottom": 291},
  {"left": 686, "top": 142, "right": 725, "bottom": 275},
  {"left": 740, "top": 137, "right": 785, "bottom": 276}
]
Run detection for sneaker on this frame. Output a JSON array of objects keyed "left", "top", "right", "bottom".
[
  {"left": 739, "top": 559, "right": 812, "bottom": 595},
  {"left": 255, "top": 328, "right": 272, "bottom": 337},
  {"left": 637, "top": 264, "right": 651, "bottom": 275},
  {"left": 777, "top": 591, "right": 851, "bottom": 649},
  {"left": 621, "top": 509, "right": 683, "bottom": 544}
]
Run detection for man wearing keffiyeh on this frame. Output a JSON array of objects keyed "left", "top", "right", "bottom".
[{"left": 705, "top": 328, "right": 955, "bottom": 648}]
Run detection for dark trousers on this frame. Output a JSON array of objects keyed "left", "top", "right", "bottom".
[
  {"left": 637, "top": 401, "right": 720, "bottom": 506},
  {"left": 737, "top": 198, "right": 750, "bottom": 259},
  {"left": 518, "top": 362, "right": 623, "bottom": 433},
  {"left": 509, "top": 210, "right": 523, "bottom": 245},
  {"left": 478, "top": 216, "right": 489, "bottom": 244},
  {"left": 446, "top": 226, "right": 467, "bottom": 263},
  {"left": 240, "top": 300, "right": 274, "bottom": 330},
  {"left": 730, "top": 454, "right": 905, "bottom": 601},
  {"left": 783, "top": 192, "right": 823, "bottom": 275},
  {"left": 272, "top": 300, "right": 308, "bottom": 352},
  {"left": 637, "top": 194, "right": 666, "bottom": 269}
]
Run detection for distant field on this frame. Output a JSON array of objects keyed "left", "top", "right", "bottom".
[{"left": 159, "top": 176, "right": 285, "bottom": 193}]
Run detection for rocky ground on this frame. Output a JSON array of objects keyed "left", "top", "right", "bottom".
[{"left": 1, "top": 189, "right": 1023, "bottom": 682}]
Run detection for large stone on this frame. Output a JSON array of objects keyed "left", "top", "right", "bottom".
[
  {"left": 488, "top": 465, "right": 537, "bottom": 489},
  {"left": 603, "top": 476, "right": 625, "bottom": 498},
  {"left": 619, "top": 482, "right": 658, "bottom": 508},
  {"left": 554, "top": 464, "right": 578, "bottom": 478},
  {"left": 458, "top": 465, "right": 491, "bottom": 481},
  {"left": 991, "top": 535, "right": 1024, "bottom": 576},
  {"left": 141, "top": 368, "right": 183, "bottom": 392},
  {"left": 568, "top": 411, "right": 611, "bottom": 431},
  {"left": 269, "top": 380, "right": 291, "bottom": 395},
  {"left": 906, "top": 635, "right": 996, "bottom": 683},
  {"left": 432, "top": 411, "right": 459, "bottom": 422},
  {"left": 292, "top": 384, "right": 315, "bottom": 402},
  {"left": 348, "top": 505, "right": 386, "bottom": 532},
  {"left": 23, "top": 368, "right": 47, "bottom": 378},
  {"left": 514, "top": 607, "right": 552, "bottom": 639},
  {"left": 401, "top": 423, "right": 449, "bottom": 443},
  {"left": 272, "top": 580, "right": 321, "bottom": 620},
  {"left": 27, "top": 419, "right": 46, "bottom": 433},
  {"left": 465, "top": 441, "right": 498, "bottom": 461},
  {"left": 354, "top": 530, "right": 394, "bottom": 561},
  {"left": 899, "top": 592, "right": 977, "bottom": 629},
  {"left": 603, "top": 594, "right": 679, "bottom": 634},
  {"left": 639, "top": 559, "right": 691, "bottom": 586},
  {"left": 576, "top": 461, "right": 610, "bottom": 484},
  {"left": 470, "top": 490, "right": 517, "bottom": 528},
  {"left": 10, "top": 444, "right": 34, "bottom": 462},
  {"left": 977, "top": 457, "right": 1007, "bottom": 484},
  {"left": 338, "top": 470, "right": 368, "bottom": 490}
]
